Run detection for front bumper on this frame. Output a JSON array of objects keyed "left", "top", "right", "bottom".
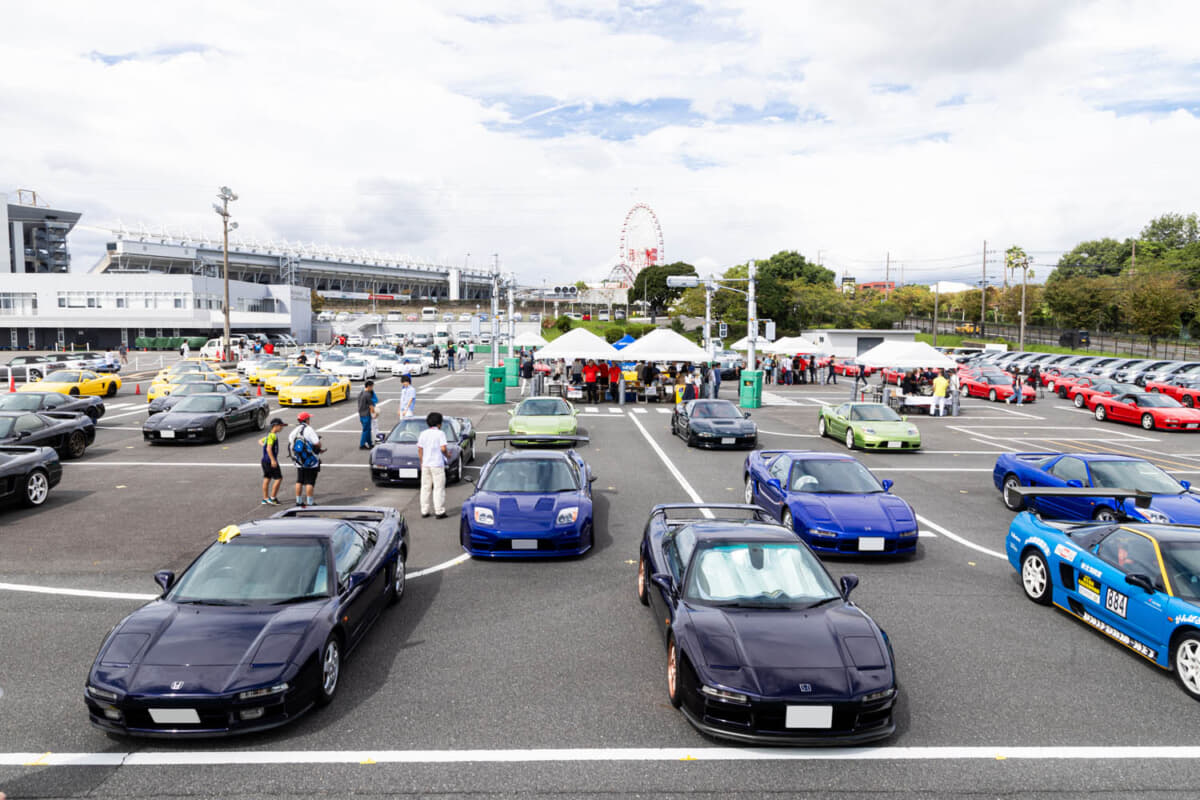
[
  {"left": 279, "top": 395, "right": 327, "bottom": 406},
  {"left": 802, "top": 531, "right": 918, "bottom": 556},
  {"left": 461, "top": 521, "right": 591, "bottom": 557},
  {"left": 679, "top": 691, "right": 895, "bottom": 746},
  {"left": 143, "top": 428, "right": 211, "bottom": 443},
  {"left": 85, "top": 689, "right": 312, "bottom": 738},
  {"left": 858, "top": 436, "right": 920, "bottom": 451},
  {"left": 691, "top": 431, "right": 757, "bottom": 449}
]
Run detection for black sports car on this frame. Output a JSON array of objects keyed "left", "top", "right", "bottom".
[
  {"left": 0, "top": 390, "right": 106, "bottom": 420},
  {"left": 3, "top": 355, "right": 68, "bottom": 381},
  {"left": 143, "top": 394, "right": 270, "bottom": 444},
  {"left": 85, "top": 505, "right": 409, "bottom": 737},
  {"left": 637, "top": 503, "right": 897, "bottom": 745},
  {"left": 0, "top": 410, "right": 96, "bottom": 459},
  {"left": 147, "top": 382, "right": 249, "bottom": 416},
  {"left": 370, "top": 415, "right": 476, "bottom": 484},
  {"left": 671, "top": 399, "right": 758, "bottom": 449},
  {"left": 0, "top": 445, "right": 62, "bottom": 508}
]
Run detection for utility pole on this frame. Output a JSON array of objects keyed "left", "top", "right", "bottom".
[
  {"left": 980, "top": 240, "right": 987, "bottom": 338},
  {"left": 933, "top": 284, "right": 940, "bottom": 346},
  {"left": 747, "top": 260, "right": 758, "bottom": 371},
  {"left": 885, "top": 252, "right": 890, "bottom": 284},
  {"left": 490, "top": 255, "right": 501, "bottom": 368},
  {"left": 703, "top": 280, "right": 713, "bottom": 362},
  {"left": 212, "top": 187, "right": 238, "bottom": 361}
]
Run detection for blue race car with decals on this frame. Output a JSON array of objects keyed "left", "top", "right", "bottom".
[
  {"left": 459, "top": 435, "right": 594, "bottom": 557},
  {"left": 1008, "top": 486, "right": 1200, "bottom": 700},
  {"left": 994, "top": 451, "right": 1200, "bottom": 524},
  {"left": 743, "top": 450, "right": 919, "bottom": 556}
]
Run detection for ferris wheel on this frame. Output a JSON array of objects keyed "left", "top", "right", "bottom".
[{"left": 610, "top": 202, "right": 664, "bottom": 286}]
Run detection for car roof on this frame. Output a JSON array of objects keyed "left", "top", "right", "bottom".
[
  {"left": 233, "top": 518, "right": 346, "bottom": 538},
  {"left": 681, "top": 520, "right": 801, "bottom": 544},
  {"left": 492, "top": 449, "right": 573, "bottom": 462},
  {"left": 765, "top": 449, "right": 857, "bottom": 462}
]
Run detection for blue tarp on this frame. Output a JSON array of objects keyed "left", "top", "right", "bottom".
[{"left": 612, "top": 334, "right": 636, "bottom": 350}]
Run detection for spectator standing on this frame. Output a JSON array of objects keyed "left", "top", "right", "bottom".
[
  {"left": 711, "top": 361, "right": 721, "bottom": 398},
  {"left": 596, "top": 360, "right": 610, "bottom": 403},
  {"left": 608, "top": 361, "right": 622, "bottom": 402},
  {"left": 808, "top": 357, "right": 817, "bottom": 385},
  {"left": 932, "top": 369, "right": 949, "bottom": 417},
  {"left": 118, "top": 342, "right": 128, "bottom": 365},
  {"left": 583, "top": 360, "right": 599, "bottom": 404},
  {"left": 259, "top": 417, "right": 286, "bottom": 504},
  {"left": 950, "top": 369, "right": 961, "bottom": 416},
  {"left": 792, "top": 355, "right": 802, "bottom": 385},
  {"left": 417, "top": 411, "right": 449, "bottom": 519},
  {"left": 180, "top": 340, "right": 190, "bottom": 359},
  {"left": 288, "top": 412, "right": 324, "bottom": 506},
  {"left": 447, "top": 342, "right": 456, "bottom": 371},
  {"left": 520, "top": 354, "right": 534, "bottom": 396},
  {"left": 398, "top": 374, "right": 416, "bottom": 417},
  {"left": 432, "top": 344, "right": 441, "bottom": 368},
  {"left": 828, "top": 356, "right": 838, "bottom": 385},
  {"left": 358, "top": 379, "right": 378, "bottom": 450}
]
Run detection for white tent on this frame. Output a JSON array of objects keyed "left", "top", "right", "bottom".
[
  {"left": 763, "top": 335, "right": 822, "bottom": 354},
  {"left": 512, "top": 331, "right": 549, "bottom": 349},
  {"left": 728, "top": 336, "right": 772, "bottom": 351},
  {"left": 619, "top": 328, "right": 711, "bottom": 362},
  {"left": 856, "top": 340, "right": 956, "bottom": 370},
  {"left": 533, "top": 327, "right": 622, "bottom": 361}
]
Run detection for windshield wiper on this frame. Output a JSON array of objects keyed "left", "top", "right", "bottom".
[
  {"left": 272, "top": 593, "right": 329, "bottom": 605},
  {"left": 803, "top": 597, "right": 841, "bottom": 610},
  {"left": 174, "top": 599, "right": 248, "bottom": 606}
]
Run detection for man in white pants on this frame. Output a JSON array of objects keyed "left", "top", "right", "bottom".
[{"left": 417, "top": 411, "right": 449, "bottom": 519}]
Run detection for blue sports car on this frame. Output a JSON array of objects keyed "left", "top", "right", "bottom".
[
  {"left": 636, "top": 503, "right": 897, "bottom": 744},
  {"left": 994, "top": 451, "right": 1200, "bottom": 524},
  {"left": 85, "top": 506, "right": 408, "bottom": 736},
  {"left": 1007, "top": 488, "right": 1200, "bottom": 700},
  {"left": 743, "top": 450, "right": 919, "bottom": 556},
  {"left": 460, "top": 435, "right": 594, "bottom": 557}
]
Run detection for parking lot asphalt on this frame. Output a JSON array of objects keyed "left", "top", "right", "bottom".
[{"left": 3, "top": 363, "right": 1200, "bottom": 798}]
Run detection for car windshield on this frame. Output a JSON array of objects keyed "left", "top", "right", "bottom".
[
  {"left": 173, "top": 395, "right": 226, "bottom": 413},
  {"left": 175, "top": 383, "right": 220, "bottom": 395},
  {"left": 343, "top": 359, "right": 366, "bottom": 367},
  {"left": 261, "top": 360, "right": 287, "bottom": 369},
  {"left": 478, "top": 457, "right": 578, "bottom": 492},
  {"left": 516, "top": 398, "right": 570, "bottom": 417},
  {"left": 690, "top": 401, "right": 742, "bottom": 419},
  {"left": 167, "top": 538, "right": 330, "bottom": 605},
  {"left": 176, "top": 373, "right": 208, "bottom": 383},
  {"left": 1161, "top": 541, "right": 1200, "bottom": 603},
  {"left": 1087, "top": 460, "right": 1184, "bottom": 494},
  {"left": 387, "top": 418, "right": 456, "bottom": 443},
  {"left": 849, "top": 405, "right": 902, "bottom": 422},
  {"left": 683, "top": 543, "right": 840, "bottom": 607},
  {"left": 280, "top": 367, "right": 309, "bottom": 376},
  {"left": 790, "top": 459, "right": 884, "bottom": 493},
  {"left": 43, "top": 371, "right": 81, "bottom": 383},
  {"left": 292, "top": 375, "right": 330, "bottom": 387},
  {"left": 984, "top": 375, "right": 1010, "bottom": 385},
  {"left": 322, "top": 353, "right": 345, "bottom": 362},
  {"left": 1133, "top": 394, "right": 1180, "bottom": 407},
  {"left": 169, "top": 363, "right": 205, "bottom": 373},
  {"left": 0, "top": 418, "right": 15, "bottom": 437},
  {"left": 0, "top": 395, "right": 43, "bottom": 411}
]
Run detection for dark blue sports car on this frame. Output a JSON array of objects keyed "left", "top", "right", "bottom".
[
  {"left": 743, "top": 450, "right": 919, "bottom": 556},
  {"left": 459, "top": 435, "right": 594, "bottom": 557},
  {"left": 85, "top": 506, "right": 408, "bottom": 737},
  {"left": 994, "top": 451, "right": 1200, "bottom": 524},
  {"left": 636, "top": 503, "right": 897, "bottom": 744}
]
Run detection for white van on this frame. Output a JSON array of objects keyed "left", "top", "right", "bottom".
[
  {"left": 421, "top": 306, "right": 438, "bottom": 322},
  {"left": 434, "top": 324, "right": 451, "bottom": 346}
]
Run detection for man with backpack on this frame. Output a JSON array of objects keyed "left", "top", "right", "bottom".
[{"left": 288, "top": 411, "right": 325, "bottom": 506}]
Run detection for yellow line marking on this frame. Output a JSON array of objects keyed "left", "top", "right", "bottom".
[{"left": 24, "top": 751, "right": 51, "bottom": 766}]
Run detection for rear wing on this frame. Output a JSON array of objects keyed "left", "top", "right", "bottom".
[
  {"left": 271, "top": 505, "right": 399, "bottom": 523},
  {"left": 1012, "top": 486, "right": 1153, "bottom": 522},
  {"left": 486, "top": 434, "right": 589, "bottom": 447},
  {"left": 649, "top": 503, "right": 778, "bottom": 527}
]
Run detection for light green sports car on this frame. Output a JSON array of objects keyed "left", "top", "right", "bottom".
[
  {"left": 508, "top": 396, "right": 579, "bottom": 443},
  {"left": 817, "top": 402, "right": 921, "bottom": 451}
]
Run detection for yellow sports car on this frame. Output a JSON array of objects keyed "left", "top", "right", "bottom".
[
  {"left": 145, "top": 372, "right": 228, "bottom": 402},
  {"left": 152, "top": 361, "right": 239, "bottom": 385},
  {"left": 277, "top": 373, "right": 352, "bottom": 406},
  {"left": 247, "top": 359, "right": 290, "bottom": 385},
  {"left": 263, "top": 366, "right": 324, "bottom": 394},
  {"left": 21, "top": 369, "right": 121, "bottom": 398}
]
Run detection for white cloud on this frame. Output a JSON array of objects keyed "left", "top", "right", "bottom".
[{"left": 3, "top": 0, "right": 1200, "bottom": 286}]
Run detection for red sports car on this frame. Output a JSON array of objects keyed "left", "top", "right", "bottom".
[
  {"left": 1092, "top": 392, "right": 1200, "bottom": 431},
  {"left": 1069, "top": 381, "right": 1141, "bottom": 410},
  {"left": 1146, "top": 378, "right": 1200, "bottom": 407},
  {"left": 960, "top": 373, "right": 1035, "bottom": 403}
]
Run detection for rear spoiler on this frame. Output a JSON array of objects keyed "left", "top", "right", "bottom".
[
  {"left": 486, "top": 434, "right": 589, "bottom": 447},
  {"left": 1011, "top": 486, "right": 1153, "bottom": 522},
  {"left": 271, "top": 506, "right": 398, "bottom": 523},
  {"left": 649, "top": 503, "right": 778, "bottom": 525}
]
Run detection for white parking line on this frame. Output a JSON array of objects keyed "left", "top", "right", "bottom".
[
  {"left": 627, "top": 411, "right": 711, "bottom": 517},
  {"left": 317, "top": 399, "right": 393, "bottom": 432},
  {"left": 915, "top": 514, "right": 1004, "bottom": 559}
]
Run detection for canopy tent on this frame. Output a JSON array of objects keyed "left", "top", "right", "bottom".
[
  {"left": 728, "top": 335, "right": 771, "bottom": 351},
  {"left": 762, "top": 335, "right": 822, "bottom": 355},
  {"left": 512, "top": 331, "right": 549, "bottom": 349},
  {"left": 856, "top": 340, "right": 956, "bottom": 370},
  {"left": 532, "top": 327, "right": 622, "bottom": 361},
  {"left": 619, "top": 328, "right": 711, "bottom": 362},
  {"left": 612, "top": 334, "right": 636, "bottom": 350}
]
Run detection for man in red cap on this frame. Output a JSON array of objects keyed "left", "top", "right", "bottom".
[{"left": 287, "top": 411, "right": 324, "bottom": 506}]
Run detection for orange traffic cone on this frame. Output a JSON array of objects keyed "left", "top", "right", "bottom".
[
  {"left": 8, "top": 372, "right": 14, "bottom": 392},
  {"left": 257, "top": 384, "right": 263, "bottom": 396},
  {"left": 134, "top": 383, "right": 141, "bottom": 395}
]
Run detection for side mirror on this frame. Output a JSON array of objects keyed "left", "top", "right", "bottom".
[
  {"left": 651, "top": 573, "right": 676, "bottom": 596},
  {"left": 588, "top": 474, "right": 597, "bottom": 482},
  {"left": 1182, "top": 480, "right": 1191, "bottom": 491},
  {"left": 507, "top": 409, "right": 514, "bottom": 416},
  {"left": 1067, "top": 479, "right": 1084, "bottom": 488},
  {"left": 1126, "top": 573, "right": 1156, "bottom": 593},
  {"left": 743, "top": 411, "right": 751, "bottom": 418},
  {"left": 767, "top": 477, "right": 782, "bottom": 491},
  {"left": 154, "top": 570, "right": 175, "bottom": 592},
  {"left": 344, "top": 571, "right": 368, "bottom": 592},
  {"left": 840, "top": 574, "right": 859, "bottom": 598},
  {"left": 901, "top": 415, "right": 908, "bottom": 422},
  {"left": 881, "top": 479, "right": 894, "bottom": 493}
]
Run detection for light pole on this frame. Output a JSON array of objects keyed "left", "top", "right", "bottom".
[
  {"left": 490, "top": 254, "right": 501, "bottom": 368},
  {"left": 212, "top": 186, "right": 238, "bottom": 361}
]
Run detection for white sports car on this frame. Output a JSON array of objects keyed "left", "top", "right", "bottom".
[
  {"left": 332, "top": 358, "right": 376, "bottom": 381},
  {"left": 395, "top": 356, "right": 429, "bottom": 376}
]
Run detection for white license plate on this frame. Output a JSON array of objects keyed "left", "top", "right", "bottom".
[
  {"left": 887, "top": 441, "right": 901, "bottom": 448},
  {"left": 859, "top": 537, "right": 886, "bottom": 551},
  {"left": 398, "top": 468, "right": 418, "bottom": 478},
  {"left": 785, "top": 705, "right": 833, "bottom": 729},
  {"left": 148, "top": 708, "right": 200, "bottom": 724},
  {"left": 159, "top": 430, "right": 175, "bottom": 439},
  {"left": 511, "top": 539, "right": 538, "bottom": 550},
  {"left": 721, "top": 437, "right": 734, "bottom": 444}
]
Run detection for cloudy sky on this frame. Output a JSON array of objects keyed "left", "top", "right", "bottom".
[{"left": 3, "top": 0, "right": 1199, "bottom": 286}]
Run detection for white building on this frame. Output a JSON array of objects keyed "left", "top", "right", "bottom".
[{"left": 803, "top": 329, "right": 918, "bottom": 358}]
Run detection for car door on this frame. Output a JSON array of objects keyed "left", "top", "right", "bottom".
[
  {"left": 649, "top": 526, "right": 697, "bottom": 640},
  {"left": 1107, "top": 395, "right": 1139, "bottom": 424},
  {"left": 1038, "top": 456, "right": 1092, "bottom": 519},
  {"left": 331, "top": 524, "right": 380, "bottom": 644},
  {"left": 828, "top": 405, "right": 850, "bottom": 438},
  {"left": 13, "top": 413, "right": 52, "bottom": 448},
  {"left": 224, "top": 395, "right": 251, "bottom": 429},
  {"left": 1089, "top": 529, "right": 1168, "bottom": 650},
  {"left": 755, "top": 454, "right": 792, "bottom": 518}
]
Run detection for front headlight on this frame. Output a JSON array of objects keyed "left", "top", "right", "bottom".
[
  {"left": 862, "top": 687, "right": 896, "bottom": 703},
  {"left": 236, "top": 682, "right": 289, "bottom": 701},
  {"left": 907, "top": 428, "right": 919, "bottom": 436},
  {"left": 474, "top": 507, "right": 494, "bottom": 525},
  {"left": 87, "top": 684, "right": 119, "bottom": 702},
  {"left": 899, "top": 529, "right": 919, "bottom": 538},
  {"left": 701, "top": 684, "right": 749, "bottom": 705},
  {"left": 1139, "top": 508, "right": 1170, "bottom": 524},
  {"left": 808, "top": 527, "right": 839, "bottom": 538},
  {"left": 557, "top": 507, "right": 579, "bottom": 525},
  {"left": 863, "top": 427, "right": 876, "bottom": 435}
]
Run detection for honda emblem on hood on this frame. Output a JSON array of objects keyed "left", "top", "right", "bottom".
[
  {"left": 170, "top": 681, "right": 184, "bottom": 691},
  {"left": 798, "top": 683, "right": 812, "bottom": 693}
]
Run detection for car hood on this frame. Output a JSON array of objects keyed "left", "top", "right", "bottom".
[
  {"left": 688, "top": 418, "right": 756, "bottom": 435},
  {"left": 683, "top": 603, "right": 892, "bottom": 699},
  {"left": 511, "top": 415, "right": 576, "bottom": 433},
  {"left": 1131, "top": 493, "right": 1200, "bottom": 521},
  {"left": 145, "top": 411, "right": 221, "bottom": 429},
  {"left": 94, "top": 600, "right": 322, "bottom": 695},
  {"left": 848, "top": 420, "right": 918, "bottom": 436},
  {"left": 789, "top": 492, "right": 916, "bottom": 533},
  {"left": 372, "top": 441, "right": 461, "bottom": 465}
]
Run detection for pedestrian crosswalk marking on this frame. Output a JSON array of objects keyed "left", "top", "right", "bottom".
[
  {"left": 633, "top": 408, "right": 647, "bottom": 414},
  {"left": 437, "top": 387, "right": 483, "bottom": 402},
  {"left": 657, "top": 408, "right": 672, "bottom": 414},
  {"left": 584, "top": 406, "right": 599, "bottom": 413},
  {"left": 607, "top": 407, "right": 622, "bottom": 414}
]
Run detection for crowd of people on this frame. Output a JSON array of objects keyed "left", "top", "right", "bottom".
[{"left": 515, "top": 351, "right": 725, "bottom": 403}]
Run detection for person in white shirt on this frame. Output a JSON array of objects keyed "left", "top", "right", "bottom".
[
  {"left": 398, "top": 375, "right": 416, "bottom": 418},
  {"left": 417, "top": 411, "right": 449, "bottom": 518}
]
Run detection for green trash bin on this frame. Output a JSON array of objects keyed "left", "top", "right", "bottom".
[
  {"left": 504, "top": 357, "right": 519, "bottom": 388},
  {"left": 485, "top": 366, "right": 507, "bottom": 405},
  {"left": 739, "top": 369, "right": 763, "bottom": 409}
]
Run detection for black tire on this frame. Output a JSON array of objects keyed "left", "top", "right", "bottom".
[
  {"left": 670, "top": 418, "right": 677, "bottom": 436},
  {"left": 105, "top": 382, "right": 118, "bottom": 398},
  {"left": 637, "top": 553, "right": 650, "bottom": 606},
  {"left": 325, "top": 392, "right": 332, "bottom": 407},
  {"left": 1142, "top": 413, "right": 1156, "bottom": 431},
  {"left": 1002, "top": 474, "right": 1025, "bottom": 511},
  {"left": 213, "top": 420, "right": 227, "bottom": 443},
  {"left": 667, "top": 637, "right": 683, "bottom": 708},
  {"left": 1186, "top": 396, "right": 1196, "bottom": 408},
  {"left": 1095, "top": 405, "right": 1107, "bottom": 421},
  {"left": 254, "top": 409, "right": 267, "bottom": 431},
  {"left": 686, "top": 431, "right": 697, "bottom": 448},
  {"left": 1172, "top": 632, "right": 1200, "bottom": 700},
  {"left": 387, "top": 555, "right": 406, "bottom": 606},
  {"left": 1058, "top": 387, "right": 1068, "bottom": 399},
  {"left": 315, "top": 635, "right": 341, "bottom": 706},
  {"left": 64, "top": 430, "right": 87, "bottom": 459},
  {"left": 988, "top": 389, "right": 997, "bottom": 402},
  {"left": 1094, "top": 507, "right": 1119, "bottom": 522},
  {"left": 69, "top": 387, "right": 79, "bottom": 396},
  {"left": 1020, "top": 549, "right": 1052, "bottom": 605},
  {"left": 29, "top": 369, "right": 41, "bottom": 380},
  {"left": 21, "top": 468, "right": 50, "bottom": 507},
  {"left": 1074, "top": 393, "right": 1085, "bottom": 408}
]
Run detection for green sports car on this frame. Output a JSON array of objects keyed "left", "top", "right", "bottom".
[
  {"left": 817, "top": 402, "right": 921, "bottom": 451},
  {"left": 508, "top": 397, "right": 579, "bottom": 443}
]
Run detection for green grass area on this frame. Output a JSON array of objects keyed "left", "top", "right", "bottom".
[
  {"left": 540, "top": 318, "right": 662, "bottom": 343},
  {"left": 917, "top": 333, "right": 1123, "bottom": 358}
]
